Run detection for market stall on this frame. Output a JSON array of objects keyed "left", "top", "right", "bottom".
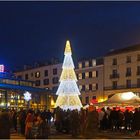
[{"left": 93, "top": 92, "right": 140, "bottom": 108}]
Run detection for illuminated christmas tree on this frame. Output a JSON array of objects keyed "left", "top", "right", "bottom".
[{"left": 55, "top": 40, "right": 82, "bottom": 110}]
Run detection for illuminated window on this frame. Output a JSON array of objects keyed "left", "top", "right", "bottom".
[
  {"left": 92, "top": 60, "right": 96, "bottom": 66},
  {"left": 85, "top": 72, "right": 89, "bottom": 78},
  {"left": 85, "top": 61, "right": 89, "bottom": 67},
  {"left": 0, "top": 65, "right": 4, "bottom": 72},
  {"left": 92, "top": 83, "right": 98, "bottom": 90},
  {"left": 78, "top": 73, "right": 82, "bottom": 80},
  {"left": 85, "top": 85, "right": 89, "bottom": 91},
  {"left": 35, "top": 72, "right": 40, "bottom": 78},
  {"left": 78, "top": 63, "right": 82, "bottom": 68},
  {"left": 92, "top": 71, "right": 96, "bottom": 77},
  {"left": 79, "top": 85, "right": 82, "bottom": 91}
]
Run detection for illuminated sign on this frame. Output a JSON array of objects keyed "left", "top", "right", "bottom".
[{"left": 0, "top": 65, "right": 4, "bottom": 72}]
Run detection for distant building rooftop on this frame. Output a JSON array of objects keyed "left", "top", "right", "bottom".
[
  {"left": 0, "top": 72, "right": 49, "bottom": 93},
  {"left": 106, "top": 44, "right": 140, "bottom": 56},
  {"left": 14, "top": 58, "right": 61, "bottom": 72},
  {"left": 78, "top": 57, "right": 104, "bottom": 65}
]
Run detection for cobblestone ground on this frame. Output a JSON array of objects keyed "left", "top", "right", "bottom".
[{"left": 10, "top": 127, "right": 140, "bottom": 139}]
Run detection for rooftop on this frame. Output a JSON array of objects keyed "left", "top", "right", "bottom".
[
  {"left": 14, "top": 58, "right": 61, "bottom": 72},
  {"left": 78, "top": 57, "right": 104, "bottom": 65},
  {"left": 106, "top": 44, "right": 140, "bottom": 56}
]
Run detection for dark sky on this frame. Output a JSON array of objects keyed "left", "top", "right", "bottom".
[{"left": 0, "top": 2, "right": 140, "bottom": 71}]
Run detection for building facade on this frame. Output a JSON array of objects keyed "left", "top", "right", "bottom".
[
  {"left": 76, "top": 58, "right": 104, "bottom": 104},
  {"left": 15, "top": 58, "right": 104, "bottom": 105},
  {"left": 0, "top": 72, "right": 53, "bottom": 110},
  {"left": 104, "top": 44, "right": 140, "bottom": 98},
  {"left": 15, "top": 44, "right": 140, "bottom": 105},
  {"left": 15, "top": 62, "right": 62, "bottom": 93}
]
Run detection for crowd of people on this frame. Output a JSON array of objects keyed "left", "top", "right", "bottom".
[
  {"left": 0, "top": 108, "right": 52, "bottom": 139},
  {"left": 54, "top": 106, "right": 140, "bottom": 138},
  {"left": 0, "top": 106, "right": 140, "bottom": 139}
]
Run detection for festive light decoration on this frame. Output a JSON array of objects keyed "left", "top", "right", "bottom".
[
  {"left": 55, "top": 40, "right": 82, "bottom": 110},
  {"left": 24, "top": 91, "right": 32, "bottom": 102},
  {"left": 51, "top": 98, "right": 55, "bottom": 106},
  {"left": 0, "top": 102, "right": 4, "bottom": 106},
  {"left": 0, "top": 65, "right": 4, "bottom": 72}
]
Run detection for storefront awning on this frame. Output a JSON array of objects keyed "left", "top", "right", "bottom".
[{"left": 0, "top": 83, "right": 48, "bottom": 93}]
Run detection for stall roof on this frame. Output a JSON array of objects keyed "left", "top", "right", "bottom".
[{"left": 0, "top": 83, "right": 50, "bottom": 93}]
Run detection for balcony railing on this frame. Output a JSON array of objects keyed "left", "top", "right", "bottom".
[
  {"left": 104, "top": 84, "right": 140, "bottom": 90},
  {"left": 110, "top": 74, "right": 119, "bottom": 79},
  {"left": 126, "top": 73, "right": 131, "bottom": 77}
]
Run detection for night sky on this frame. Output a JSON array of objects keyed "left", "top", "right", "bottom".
[{"left": 0, "top": 2, "right": 140, "bottom": 71}]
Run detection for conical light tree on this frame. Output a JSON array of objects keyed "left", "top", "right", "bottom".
[{"left": 55, "top": 40, "right": 82, "bottom": 110}]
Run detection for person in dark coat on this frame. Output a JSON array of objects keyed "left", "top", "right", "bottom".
[
  {"left": 124, "top": 109, "right": 133, "bottom": 131},
  {"left": 0, "top": 112, "right": 11, "bottom": 139},
  {"left": 70, "top": 109, "right": 80, "bottom": 137},
  {"left": 79, "top": 108, "right": 86, "bottom": 135},
  {"left": 110, "top": 107, "right": 119, "bottom": 131},
  {"left": 37, "top": 115, "right": 50, "bottom": 139},
  {"left": 46, "top": 109, "right": 52, "bottom": 125},
  {"left": 13, "top": 110, "right": 17, "bottom": 132},
  {"left": 19, "top": 110, "right": 26, "bottom": 135},
  {"left": 84, "top": 105, "right": 99, "bottom": 138},
  {"left": 55, "top": 107, "right": 63, "bottom": 132},
  {"left": 133, "top": 108, "right": 140, "bottom": 136}
]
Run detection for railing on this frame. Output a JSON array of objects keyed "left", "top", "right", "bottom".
[
  {"left": 104, "top": 84, "right": 140, "bottom": 90},
  {"left": 126, "top": 73, "right": 131, "bottom": 77},
  {"left": 0, "top": 78, "right": 33, "bottom": 87},
  {"left": 110, "top": 74, "right": 119, "bottom": 79}
]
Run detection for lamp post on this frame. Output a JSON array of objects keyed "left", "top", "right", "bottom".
[{"left": 4, "top": 90, "right": 8, "bottom": 109}]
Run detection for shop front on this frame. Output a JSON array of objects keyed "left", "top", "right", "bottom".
[{"left": 0, "top": 72, "right": 51, "bottom": 110}]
